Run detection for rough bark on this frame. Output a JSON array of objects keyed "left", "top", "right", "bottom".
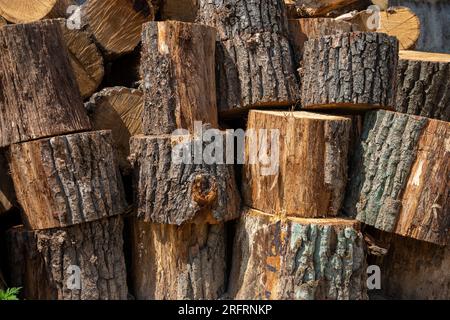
[
  {"left": 294, "top": 0, "right": 371, "bottom": 17},
  {"left": 0, "top": 151, "right": 15, "bottom": 215},
  {"left": 243, "top": 110, "right": 352, "bottom": 218},
  {"left": 228, "top": 208, "right": 367, "bottom": 300},
  {"left": 9, "top": 130, "right": 128, "bottom": 230},
  {"left": 288, "top": 18, "right": 357, "bottom": 62},
  {"left": 0, "top": 20, "right": 91, "bottom": 148},
  {"left": 129, "top": 133, "right": 241, "bottom": 225},
  {"left": 141, "top": 21, "right": 219, "bottom": 135},
  {"left": 300, "top": 32, "right": 399, "bottom": 111},
  {"left": 159, "top": 0, "right": 198, "bottom": 22},
  {"left": 61, "top": 20, "right": 104, "bottom": 98},
  {"left": 378, "top": 7, "right": 420, "bottom": 50},
  {"left": 7, "top": 217, "right": 128, "bottom": 300},
  {"left": 197, "top": 0, "right": 289, "bottom": 41},
  {"left": 216, "top": 32, "right": 300, "bottom": 113},
  {"left": 395, "top": 50, "right": 450, "bottom": 121},
  {"left": 344, "top": 110, "right": 449, "bottom": 246},
  {"left": 130, "top": 218, "right": 227, "bottom": 300},
  {"left": 80, "top": 0, "right": 154, "bottom": 57},
  {"left": 86, "top": 87, "right": 143, "bottom": 170},
  {"left": 0, "top": 0, "right": 75, "bottom": 23}
]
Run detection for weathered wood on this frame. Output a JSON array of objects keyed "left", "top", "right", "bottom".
[
  {"left": 300, "top": 32, "right": 399, "bottom": 111},
  {"left": 86, "top": 87, "right": 143, "bottom": 170},
  {"left": 378, "top": 7, "right": 420, "bottom": 50},
  {"left": 61, "top": 20, "right": 104, "bottom": 98},
  {"left": 369, "top": 231, "right": 450, "bottom": 299},
  {"left": 9, "top": 130, "right": 128, "bottom": 230},
  {"left": 141, "top": 21, "right": 219, "bottom": 135},
  {"left": 130, "top": 219, "right": 227, "bottom": 300},
  {"left": 344, "top": 110, "right": 449, "bottom": 246},
  {"left": 0, "top": 151, "right": 15, "bottom": 215},
  {"left": 0, "top": 20, "right": 91, "bottom": 148},
  {"left": 294, "top": 0, "right": 371, "bottom": 17},
  {"left": 7, "top": 217, "right": 128, "bottom": 300},
  {"left": 229, "top": 208, "right": 367, "bottom": 300},
  {"left": 395, "top": 50, "right": 450, "bottom": 121},
  {"left": 129, "top": 133, "right": 241, "bottom": 225},
  {"left": 81, "top": 0, "right": 154, "bottom": 57},
  {"left": 243, "top": 110, "right": 352, "bottom": 218},
  {"left": 159, "top": 0, "right": 198, "bottom": 22},
  {"left": 0, "top": 0, "right": 75, "bottom": 23},
  {"left": 288, "top": 18, "right": 357, "bottom": 62}
]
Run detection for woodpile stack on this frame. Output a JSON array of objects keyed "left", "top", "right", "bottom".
[{"left": 0, "top": 0, "right": 448, "bottom": 301}]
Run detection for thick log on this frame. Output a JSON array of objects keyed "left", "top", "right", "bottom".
[
  {"left": 294, "top": 0, "right": 371, "bottom": 17},
  {"left": 159, "top": 0, "right": 198, "bottom": 22},
  {"left": 86, "top": 87, "right": 143, "bottom": 170},
  {"left": 0, "top": 20, "right": 91, "bottom": 148},
  {"left": 61, "top": 20, "right": 104, "bottom": 98},
  {"left": 344, "top": 110, "right": 450, "bottom": 246},
  {"left": 129, "top": 133, "right": 241, "bottom": 225},
  {"left": 0, "top": 0, "right": 75, "bottom": 23},
  {"left": 300, "top": 32, "right": 399, "bottom": 111},
  {"left": 243, "top": 110, "right": 352, "bottom": 218},
  {"left": 378, "top": 7, "right": 420, "bottom": 50},
  {"left": 141, "top": 21, "right": 218, "bottom": 135},
  {"left": 370, "top": 232, "right": 450, "bottom": 300},
  {"left": 130, "top": 219, "right": 227, "bottom": 300},
  {"left": 229, "top": 208, "right": 367, "bottom": 300},
  {"left": 81, "top": 0, "right": 154, "bottom": 57},
  {"left": 7, "top": 217, "right": 128, "bottom": 300},
  {"left": 9, "top": 130, "right": 128, "bottom": 230},
  {"left": 288, "top": 17, "right": 357, "bottom": 62},
  {"left": 395, "top": 50, "right": 450, "bottom": 121},
  {"left": 0, "top": 151, "right": 15, "bottom": 215}
]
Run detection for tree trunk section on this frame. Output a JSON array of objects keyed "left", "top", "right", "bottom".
[
  {"left": 395, "top": 50, "right": 450, "bottom": 121},
  {"left": 294, "top": 0, "right": 371, "bottom": 17},
  {"left": 159, "top": 0, "right": 198, "bottom": 22},
  {"left": 129, "top": 133, "right": 241, "bottom": 225},
  {"left": 9, "top": 130, "right": 128, "bottom": 230},
  {"left": 300, "top": 32, "right": 399, "bottom": 111},
  {"left": 141, "top": 21, "right": 219, "bottom": 135},
  {"left": 0, "top": 20, "right": 91, "bottom": 148},
  {"left": 130, "top": 218, "right": 227, "bottom": 300},
  {"left": 81, "top": 0, "right": 154, "bottom": 58},
  {"left": 0, "top": 0, "right": 75, "bottom": 23},
  {"left": 6, "top": 217, "right": 128, "bottom": 300},
  {"left": 344, "top": 110, "right": 449, "bottom": 246},
  {"left": 0, "top": 151, "right": 15, "bottom": 215},
  {"left": 228, "top": 208, "right": 367, "bottom": 300},
  {"left": 86, "top": 87, "right": 143, "bottom": 171},
  {"left": 378, "top": 7, "right": 420, "bottom": 50},
  {"left": 243, "top": 110, "right": 352, "bottom": 218}
]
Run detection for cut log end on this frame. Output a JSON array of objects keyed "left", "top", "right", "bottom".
[{"left": 378, "top": 7, "right": 420, "bottom": 50}]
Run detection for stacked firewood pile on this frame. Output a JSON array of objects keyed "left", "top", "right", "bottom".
[{"left": 0, "top": 0, "right": 448, "bottom": 300}]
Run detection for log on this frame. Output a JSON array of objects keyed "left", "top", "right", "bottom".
[
  {"left": 378, "top": 7, "right": 420, "bottom": 50},
  {"left": 9, "top": 130, "right": 128, "bottom": 230},
  {"left": 81, "top": 0, "right": 154, "bottom": 57},
  {"left": 159, "top": 0, "right": 198, "bottom": 22},
  {"left": 7, "top": 217, "right": 128, "bottom": 300},
  {"left": 344, "top": 110, "right": 450, "bottom": 246},
  {"left": 86, "top": 87, "right": 143, "bottom": 170},
  {"left": 130, "top": 219, "right": 227, "bottom": 300},
  {"left": 0, "top": 20, "right": 91, "bottom": 148},
  {"left": 371, "top": 232, "right": 450, "bottom": 300},
  {"left": 285, "top": 0, "right": 300, "bottom": 19},
  {"left": 141, "top": 21, "right": 219, "bottom": 135},
  {"left": 0, "top": 0, "right": 75, "bottom": 23},
  {"left": 294, "top": 0, "right": 371, "bottom": 17},
  {"left": 61, "top": 20, "right": 105, "bottom": 98},
  {"left": 0, "top": 151, "right": 15, "bottom": 215},
  {"left": 288, "top": 18, "right": 357, "bottom": 62},
  {"left": 300, "top": 32, "right": 398, "bottom": 111},
  {"left": 395, "top": 50, "right": 450, "bottom": 121},
  {"left": 243, "top": 110, "right": 352, "bottom": 218},
  {"left": 228, "top": 208, "right": 368, "bottom": 300},
  {"left": 129, "top": 133, "right": 241, "bottom": 225}
]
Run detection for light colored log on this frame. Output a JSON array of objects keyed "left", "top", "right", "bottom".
[
  {"left": 0, "top": 0, "right": 75, "bottom": 23},
  {"left": 378, "top": 7, "right": 420, "bottom": 50}
]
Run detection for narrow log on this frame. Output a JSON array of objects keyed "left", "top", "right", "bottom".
[
  {"left": 129, "top": 133, "right": 241, "bottom": 225},
  {"left": 395, "top": 50, "right": 450, "bottom": 121},
  {"left": 141, "top": 21, "right": 219, "bottom": 135},
  {"left": 378, "top": 7, "right": 420, "bottom": 50},
  {"left": 81, "top": 0, "right": 154, "bottom": 57},
  {"left": 0, "top": 151, "right": 15, "bottom": 215},
  {"left": 0, "top": 20, "right": 91, "bottom": 148},
  {"left": 229, "top": 208, "right": 367, "bottom": 300},
  {"left": 7, "top": 217, "right": 128, "bottom": 300},
  {"left": 61, "top": 20, "right": 104, "bottom": 98},
  {"left": 243, "top": 110, "right": 352, "bottom": 218},
  {"left": 0, "top": 0, "right": 75, "bottom": 23},
  {"left": 300, "top": 32, "right": 399, "bottom": 111},
  {"left": 159, "top": 0, "right": 198, "bottom": 22},
  {"left": 294, "top": 0, "right": 371, "bottom": 17},
  {"left": 130, "top": 218, "right": 227, "bottom": 300},
  {"left": 9, "top": 130, "right": 128, "bottom": 230},
  {"left": 344, "top": 110, "right": 449, "bottom": 246},
  {"left": 86, "top": 87, "right": 143, "bottom": 170}
]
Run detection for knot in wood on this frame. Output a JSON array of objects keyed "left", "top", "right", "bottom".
[{"left": 191, "top": 174, "right": 218, "bottom": 207}]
